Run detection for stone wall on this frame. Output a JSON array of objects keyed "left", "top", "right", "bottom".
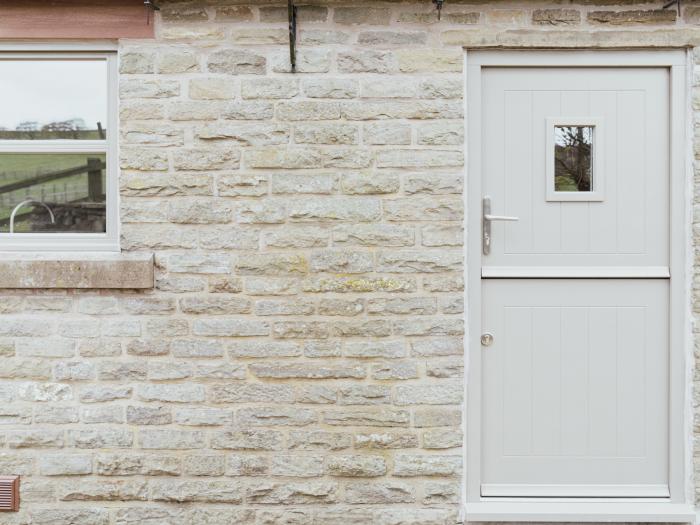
[{"left": 2, "top": 1, "right": 700, "bottom": 524}]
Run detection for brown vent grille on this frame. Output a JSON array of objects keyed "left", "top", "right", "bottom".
[{"left": 0, "top": 476, "right": 19, "bottom": 511}]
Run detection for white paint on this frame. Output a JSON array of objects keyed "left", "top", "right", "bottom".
[
  {"left": 465, "top": 49, "right": 691, "bottom": 520},
  {"left": 0, "top": 49, "right": 119, "bottom": 252}
]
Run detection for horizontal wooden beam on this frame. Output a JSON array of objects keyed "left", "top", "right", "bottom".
[{"left": 0, "top": 0, "right": 155, "bottom": 39}]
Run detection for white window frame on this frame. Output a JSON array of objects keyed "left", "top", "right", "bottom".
[
  {"left": 545, "top": 117, "right": 604, "bottom": 202},
  {"left": 0, "top": 49, "right": 119, "bottom": 252},
  {"left": 465, "top": 49, "right": 694, "bottom": 522}
]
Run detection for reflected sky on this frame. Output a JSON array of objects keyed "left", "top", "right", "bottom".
[{"left": 0, "top": 60, "right": 107, "bottom": 130}]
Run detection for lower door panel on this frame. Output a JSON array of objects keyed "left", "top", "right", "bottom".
[{"left": 481, "top": 279, "right": 669, "bottom": 498}]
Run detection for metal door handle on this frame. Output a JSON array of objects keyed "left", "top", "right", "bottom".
[
  {"left": 483, "top": 196, "right": 519, "bottom": 256},
  {"left": 484, "top": 214, "right": 519, "bottom": 222}
]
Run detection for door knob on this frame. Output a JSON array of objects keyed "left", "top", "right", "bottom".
[
  {"left": 483, "top": 196, "right": 519, "bottom": 255},
  {"left": 481, "top": 333, "right": 494, "bottom": 346}
]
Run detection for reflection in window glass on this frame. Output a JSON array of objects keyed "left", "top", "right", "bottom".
[
  {"left": 554, "top": 126, "right": 593, "bottom": 192},
  {"left": 0, "top": 60, "right": 107, "bottom": 140},
  {"left": 0, "top": 154, "right": 106, "bottom": 233}
]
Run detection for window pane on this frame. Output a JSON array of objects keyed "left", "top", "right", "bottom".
[
  {"left": 0, "top": 60, "right": 107, "bottom": 140},
  {"left": 0, "top": 153, "right": 106, "bottom": 233},
  {"left": 554, "top": 126, "right": 593, "bottom": 192}
]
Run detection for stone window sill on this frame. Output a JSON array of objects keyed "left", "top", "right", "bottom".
[{"left": 0, "top": 252, "right": 154, "bottom": 289}]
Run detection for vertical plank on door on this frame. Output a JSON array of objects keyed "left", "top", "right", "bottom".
[
  {"left": 617, "top": 91, "right": 646, "bottom": 254},
  {"left": 502, "top": 307, "right": 533, "bottom": 456},
  {"left": 532, "top": 307, "right": 562, "bottom": 455},
  {"left": 617, "top": 306, "right": 647, "bottom": 457},
  {"left": 588, "top": 307, "right": 618, "bottom": 456},
  {"left": 532, "top": 90, "right": 562, "bottom": 254},
  {"left": 504, "top": 90, "right": 533, "bottom": 255},
  {"left": 560, "top": 307, "right": 589, "bottom": 456}
]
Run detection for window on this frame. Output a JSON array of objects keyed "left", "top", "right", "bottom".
[
  {"left": 0, "top": 52, "right": 118, "bottom": 250},
  {"left": 546, "top": 118, "right": 604, "bottom": 202}
]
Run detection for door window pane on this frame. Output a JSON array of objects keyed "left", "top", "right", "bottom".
[
  {"left": 554, "top": 126, "right": 593, "bottom": 192},
  {"left": 0, "top": 153, "right": 106, "bottom": 233},
  {"left": 0, "top": 60, "right": 108, "bottom": 140}
]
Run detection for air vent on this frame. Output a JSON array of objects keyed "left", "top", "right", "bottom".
[{"left": 0, "top": 476, "right": 19, "bottom": 511}]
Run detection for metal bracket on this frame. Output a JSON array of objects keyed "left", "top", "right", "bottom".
[
  {"left": 662, "top": 0, "right": 681, "bottom": 15},
  {"left": 433, "top": 0, "right": 444, "bottom": 20},
  {"left": 288, "top": 0, "right": 297, "bottom": 73},
  {"left": 144, "top": 0, "right": 160, "bottom": 25}
]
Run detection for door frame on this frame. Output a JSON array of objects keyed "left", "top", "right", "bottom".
[{"left": 464, "top": 49, "right": 694, "bottom": 521}]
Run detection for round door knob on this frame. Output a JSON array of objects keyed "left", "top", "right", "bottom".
[{"left": 481, "top": 333, "right": 494, "bottom": 346}]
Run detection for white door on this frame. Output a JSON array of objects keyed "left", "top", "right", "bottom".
[{"left": 480, "top": 65, "right": 671, "bottom": 498}]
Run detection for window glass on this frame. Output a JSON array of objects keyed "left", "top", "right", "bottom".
[
  {"left": 0, "top": 153, "right": 106, "bottom": 233},
  {"left": 554, "top": 125, "right": 593, "bottom": 192},
  {"left": 0, "top": 60, "right": 108, "bottom": 140}
]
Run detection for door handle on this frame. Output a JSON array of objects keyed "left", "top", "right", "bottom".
[
  {"left": 484, "top": 214, "right": 519, "bottom": 222},
  {"left": 483, "top": 196, "right": 519, "bottom": 256}
]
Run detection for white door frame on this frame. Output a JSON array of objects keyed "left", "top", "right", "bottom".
[{"left": 464, "top": 49, "right": 694, "bottom": 521}]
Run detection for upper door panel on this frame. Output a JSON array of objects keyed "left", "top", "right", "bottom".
[{"left": 481, "top": 67, "right": 669, "bottom": 274}]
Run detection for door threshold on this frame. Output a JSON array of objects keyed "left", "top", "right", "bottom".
[{"left": 465, "top": 501, "right": 695, "bottom": 522}]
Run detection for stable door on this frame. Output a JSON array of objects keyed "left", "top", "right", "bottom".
[{"left": 479, "top": 64, "right": 671, "bottom": 498}]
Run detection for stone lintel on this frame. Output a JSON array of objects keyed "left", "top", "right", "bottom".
[
  {"left": 442, "top": 29, "right": 700, "bottom": 48},
  {"left": 0, "top": 252, "right": 154, "bottom": 289}
]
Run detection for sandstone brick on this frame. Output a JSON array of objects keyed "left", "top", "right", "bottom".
[
  {"left": 384, "top": 197, "right": 463, "bottom": 221},
  {"left": 289, "top": 198, "right": 381, "bottom": 222},
  {"left": 151, "top": 480, "right": 243, "bottom": 503},
  {"left": 40, "top": 454, "right": 92, "bottom": 475},
  {"left": 211, "top": 429, "right": 283, "bottom": 450},
  {"left": 355, "top": 431, "right": 419, "bottom": 449},
  {"left": 96, "top": 453, "right": 180, "bottom": 476},
  {"left": 247, "top": 481, "right": 338, "bottom": 504},
  {"left": 318, "top": 298, "right": 364, "bottom": 317},
  {"left": 303, "top": 78, "right": 359, "bottom": 98},
  {"left": 242, "top": 78, "right": 299, "bottom": 99},
  {"left": 126, "top": 405, "right": 172, "bottom": 425},
  {"left": 180, "top": 296, "right": 251, "bottom": 315},
  {"left": 223, "top": 101, "right": 274, "bottom": 120},
  {"left": 588, "top": 9, "right": 676, "bottom": 25},
  {"left": 302, "top": 276, "right": 416, "bottom": 294},
  {"left": 209, "top": 384, "right": 295, "bottom": 404},
  {"left": 368, "top": 297, "right": 437, "bottom": 316},
  {"left": 324, "top": 409, "right": 410, "bottom": 427},
  {"left": 207, "top": 49, "right": 266, "bottom": 74},
  {"left": 214, "top": 6, "right": 254, "bottom": 21},
  {"left": 67, "top": 429, "right": 133, "bottom": 449},
  {"left": 183, "top": 454, "right": 225, "bottom": 476},
  {"left": 270, "top": 455, "right": 324, "bottom": 477},
  {"left": 265, "top": 226, "right": 329, "bottom": 248},
  {"left": 296, "top": 384, "right": 337, "bottom": 404},
  {"left": 34, "top": 406, "right": 80, "bottom": 424},
  {"left": 533, "top": 9, "right": 581, "bottom": 25},
  {"left": 288, "top": 430, "right": 352, "bottom": 451},
  {"left": 193, "top": 319, "right": 269, "bottom": 337},
  {"left": 80, "top": 385, "right": 132, "bottom": 403},
  {"left": 364, "top": 122, "right": 412, "bottom": 145},
  {"left": 344, "top": 481, "right": 414, "bottom": 504},
  {"left": 333, "top": 224, "right": 414, "bottom": 247},
  {"left": 120, "top": 79, "right": 179, "bottom": 99},
  {"left": 295, "top": 123, "right": 358, "bottom": 145},
  {"left": 237, "top": 406, "right": 317, "bottom": 426},
  {"left": 251, "top": 362, "right": 364, "bottom": 379},
  {"left": 423, "top": 428, "right": 463, "bottom": 449},
  {"left": 226, "top": 455, "right": 269, "bottom": 476},
  {"left": 338, "top": 385, "right": 391, "bottom": 405},
  {"left": 120, "top": 51, "right": 154, "bottom": 74},
  {"left": 174, "top": 407, "right": 234, "bottom": 426},
  {"left": 338, "top": 50, "right": 397, "bottom": 74},
  {"left": 413, "top": 408, "right": 462, "bottom": 428},
  {"left": 137, "top": 384, "right": 206, "bottom": 403},
  {"left": 334, "top": 7, "right": 391, "bottom": 25},
  {"left": 327, "top": 455, "right": 387, "bottom": 477},
  {"left": 254, "top": 299, "right": 316, "bottom": 316},
  {"left": 140, "top": 429, "right": 205, "bottom": 450},
  {"left": 393, "top": 454, "right": 462, "bottom": 477},
  {"left": 189, "top": 78, "right": 237, "bottom": 100},
  {"left": 359, "top": 31, "right": 427, "bottom": 46},
  {"left": 158, "top": 50, "right": 199, "bottom": 73}
]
